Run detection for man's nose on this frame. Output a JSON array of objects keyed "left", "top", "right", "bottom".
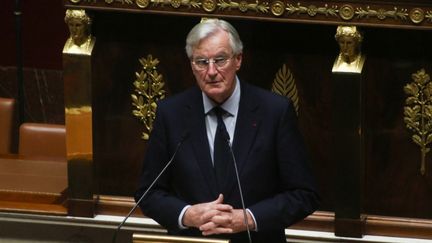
[{"left": 207, "top": 62, "right": 218, "bottom": 75}]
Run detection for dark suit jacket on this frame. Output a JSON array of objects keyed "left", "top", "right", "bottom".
[{"left": 136, "top": 81, "right": 319, "bottom": 243}]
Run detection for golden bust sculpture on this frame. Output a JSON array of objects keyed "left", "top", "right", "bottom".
[
  {"left": 332, "top": 26, "right": 365, "bottom": 73},
  {"left": 63, "top": 9, "right": 95, "bottom": 55}
]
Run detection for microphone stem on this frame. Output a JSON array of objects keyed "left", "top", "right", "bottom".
[
  {"left": 112, "top": 141, "right": 183, "bottom": 243},
  {"left": 228, "top": 142, "right": 252, "bottom": 243}
]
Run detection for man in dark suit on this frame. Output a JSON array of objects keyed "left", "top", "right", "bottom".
[{"left": 136, "top": 18, "right": 319, "bottom": 243}]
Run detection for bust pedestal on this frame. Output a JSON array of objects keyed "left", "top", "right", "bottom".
[
  {"left": 332, "top": 56, "right": 366, "bottom": 238},
  {"left": 63, "top": 37, "right": 96, "bottom": 217}
]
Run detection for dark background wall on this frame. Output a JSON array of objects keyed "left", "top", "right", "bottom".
[
  {"left": 0, "top": 1, "right": 67, "bottom": 134},
  {"left": 0, "top": 1, "right": 67, "bottom": 69},
  {"left": 88, "top": 11, "right": 432, "bottom": 222}
]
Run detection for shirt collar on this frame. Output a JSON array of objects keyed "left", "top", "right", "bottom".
[{"left": 203, "top": 77, "right": 240, "bottom": 116}]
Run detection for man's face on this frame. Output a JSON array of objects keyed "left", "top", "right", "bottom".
[
  {"left": 68, "top": 18, "right": 87, "bottom": 46},
  {"left": 338, "top": 36, "right": 358, "bottom": 63},
  {"left": 191, "top": 30, "right": 242, "bottom": 104}
]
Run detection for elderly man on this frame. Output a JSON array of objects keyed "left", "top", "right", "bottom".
[{"left": 136, "top": 19, "right": 319, "bottom": 243}]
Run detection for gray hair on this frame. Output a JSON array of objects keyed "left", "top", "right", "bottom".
[{"left": 185, "top": 19, "right": 243, "bottom": 58}]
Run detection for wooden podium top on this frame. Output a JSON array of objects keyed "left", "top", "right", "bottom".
[{"left": 133, "top": 233, "right": 230, "bottom": 243}]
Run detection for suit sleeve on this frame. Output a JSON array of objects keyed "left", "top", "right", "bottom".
[
  {"left": 135, "top": 103, "right": 188, "bottom": 232},
  {"left": 248, "top": 100, "right": 320, "bottom": 231}
]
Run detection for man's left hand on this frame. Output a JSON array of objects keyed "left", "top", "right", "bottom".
[{"left": 199, "top": 209, "right": 256, "bottom": 235}]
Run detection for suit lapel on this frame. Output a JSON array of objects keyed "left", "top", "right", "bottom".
[
  {"left": 225, "top": 82, "right": 261, "bottom": 198},
  {"left": 182, "top": 83, "right": 261, "bottom": 200},
  {"left": 183, "top": 87, "right": 219, "bottom": 198}
]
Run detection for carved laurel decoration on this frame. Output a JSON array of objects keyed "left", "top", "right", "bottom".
[
  {"left": 104, "top": 0, "right": 133, "bottom": 4},
  {"left": 218, "top": 0, "right": 269, "bottom": 13},
  {"left": 403, "top": 69, "right": 432, "bottom": 176},
  {"left": 355, "top": 6, "right": 408, "bottom": 20},
  {"left": 70, "top": 0, "right": 432, "bottom": 27},
  {"left": 286, "top": 3, "right": 338, "bottom": 17},
  {"left": 426, "top": 11, "right": 432, "bottom": 22},
  {"left": 271, "top": 64, "right": 299, "bottom": 115},
  {"left": 152, "top": 0, "right": 201, "bottom": 8},
  {"left": 131, "top": 55, "right": 166, "bottom": 140}
]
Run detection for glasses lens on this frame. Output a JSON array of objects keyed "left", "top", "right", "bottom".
[
  {"left": 192, "top": 55, "right": 232, "bottom": 70},
  {"left": 194, "top": 59, "right": 208, "bottom": 69},
  {"left": 214, "top": 57, "right": 228, "bottom": 67}
]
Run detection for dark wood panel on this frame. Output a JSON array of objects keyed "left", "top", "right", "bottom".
[{"left": 88, "top": 12, "right": 432, "bottom": 223}]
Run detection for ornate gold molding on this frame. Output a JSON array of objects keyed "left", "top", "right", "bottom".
[
  {"left": 404, "top": 69, "right": 432, "bottom": 176},
  {"left": 66, "top": 0, "right": 432, "bottom": 28},
  {"left": 355, "top": 6, "right": 408, "bottom": 20},
  {"left": 285, "top": 3, "right": 338, "bottom": 17},
  {"left": 271, "top": 64, "right": 299, "bottom": 115},
  {"left": 131, "top": 55, "right": 166, "bottom": 140},
  {"left": 218, "top": 0, "right": 269, "bottom": 13}
]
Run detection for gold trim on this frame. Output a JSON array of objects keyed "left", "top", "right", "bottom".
[
  {"left": 271, "top": 64, "right": 299, "bottom": 115},
  {"left": 171, "top": 0, "right": 182, "bottom": 8},
  {"left": 270, "top": 1, "right": 285, "bottom": 17},
  {"left": 339, "top": 4, "right": 354, "bottom": 20},
  {"left": 427, "top": 11, "right": 432, "bottom": 22},
  {"left": 286, "top": 3, "right": 338, "bottom": 17},
  {"left": 218, "top": 0, "right": 269, "bottom": 13},
  {"left": 410, "top": 8, "right": 425, "bottom": 24},
  {"left": 136, "top": 0, "right": 150, "bottom": 8},
  {"left": 355, "top": 6, "right": 408, "bottom": 20},
  {"left": 66, "top": 1, "right": 432, "bottom": 28},
  {"left": 65, "top": 106, "right": 92, "bottom": 115},
  {"left": 403, "top": 69, "right": 432, "bottom": 176},
  {"left": 131, "top": 55, "right": 166, "bottom": 140},
  {"left": 152, "top": 0, "right": 201, "bottom": 8},
  {"left": 202, "top": 0, "right": 217, "bottom": 12}
]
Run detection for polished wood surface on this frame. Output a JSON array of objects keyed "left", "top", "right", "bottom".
[
  {"left": 0, "top": 155, "right": 68, "bottom": 215},
  {"left": 0, "top": 155, "right": 67, "bottom": 193}
]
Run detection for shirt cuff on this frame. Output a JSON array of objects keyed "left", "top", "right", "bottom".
[
  {"left": 178, "top": 205, "right": 191, "bottom": 229},
  {"left": 246, "top": 208, "right": 258, "bottom": 231}
]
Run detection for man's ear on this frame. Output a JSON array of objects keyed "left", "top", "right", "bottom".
[{"left": 235, "top": 53, "right": 242, "bottom": 71}]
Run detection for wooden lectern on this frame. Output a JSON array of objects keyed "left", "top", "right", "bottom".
[{"left": 133, "top": 233, "right": 230, "bottom": 243}]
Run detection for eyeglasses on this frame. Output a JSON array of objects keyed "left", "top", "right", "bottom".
[{"left": 191, "top": 55, "right": 234, "bottom": 70}]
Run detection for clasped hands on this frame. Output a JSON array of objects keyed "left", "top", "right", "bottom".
[{"left": 182, "top": 194, "right": 255, "bottom": 236}]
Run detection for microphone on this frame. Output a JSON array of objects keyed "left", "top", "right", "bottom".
[
  {"left": 222, "top": 130, "right": 252, "bottom": 243},
  {"left": 111, "top": 131, "right": 189, "bottom": 243}
]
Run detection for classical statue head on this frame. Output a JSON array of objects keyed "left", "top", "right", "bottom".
[
  {"left": 335, "top": 26, "right": 363, "bottom": 64},
  {"left": 64, "top": 9, "right": 92, "bottom": 47}
]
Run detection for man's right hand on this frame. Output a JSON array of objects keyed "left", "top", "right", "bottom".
[{"left": 182, "top": 194, "right": 233, "bottom": 229}]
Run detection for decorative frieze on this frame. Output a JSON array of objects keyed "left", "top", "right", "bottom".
[{"left": 65, "top": 0, "right": 432, "bottom": 29}]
